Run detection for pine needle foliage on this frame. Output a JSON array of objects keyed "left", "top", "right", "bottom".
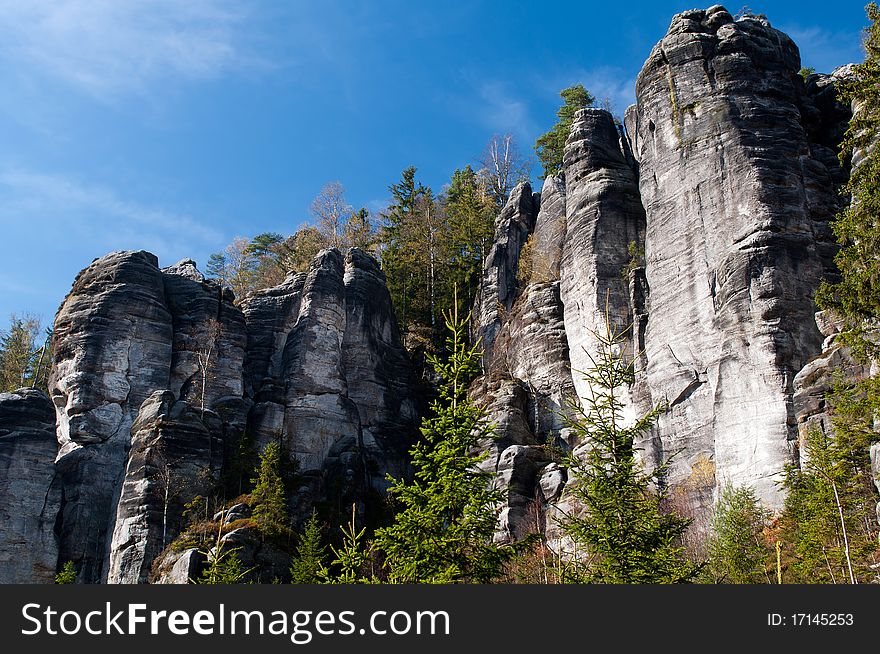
[
  {"left": 54, "top": 560, "right": 76, "bottom": 584},
  {"left": 289, "top": 511, "right": 328, "bottom": 584},
  {"left": 557, "top": 314, "right": 699, "bottom": 584},
  {"left": 250, "top": 441, "right": 290, "bottom": 539},
  {"left": 817, "top": 2, "right": 880, "bottom": 362},
  {"left": 374, "top": 299, "right": 514, "bottom": 583},
  {"left": 705, "top": 485, "right": 771, "bottom": 584}
]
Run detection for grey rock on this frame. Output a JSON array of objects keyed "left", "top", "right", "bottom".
[
  {"left": 50, "top": 250, "right": 174, "bottom": 583},
  {"left": 49, "top": 250, "right": 253, "bottom": 582},
  {"left": 107, "top": 391, "right": 220, "bottom": 584},
  {"left": 0, "top": 388, "right": 60, "bottom": 583},
  {"left": 152, "top": 547, "right": 205, "bottom": 584},
  {"left": 630, "top": 8, "right": 847, "bottom": 507},
  {"left": 473, "top": 182, "right": 538, "bottom": 363},
  {"left": 560, "top": 107, "right": 645, "bottom": 411}
]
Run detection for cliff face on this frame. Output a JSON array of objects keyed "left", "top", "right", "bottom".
[
  {"left": 472, "top": 5, "right": 853, "bottom": 541},
  {"left": 0, "top": 5, "right": 866, "bottom": 582},
  {"left": 22, "top": 246, "right": 420, "bottom": 583},
  {"left": 630, "top": 6, "right": 846, "bottom": 510},
  {"left": 0, "top": 388, "right": 60, "bottom": 583}
]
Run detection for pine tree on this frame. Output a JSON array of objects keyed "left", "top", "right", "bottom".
[
  {"left": 780, "top": 420, "right": 878, "bottom": 583},
  {"left": 816, "top": 2, "right": 880, "bottom": 362},
  {"left": 792, "top": 2, "right": 880, "bottom": 584},
  {"left": 54, "top": 560, "right": 76, "bottom": 584},
  {"left": 534, "top": 84, "right": 594, "bottom": 178},
  {"left": 380, "top": 167, "right": 431, "bottom": 338},
  {"left": 374, "top": 299, "right": 514, "bottom": 583},
  {"left": 558, "top": 314, "right": 698, "bottom": 584},
  {"left": 320, "top": 505, "right": 375, "bottom": 584},
  {"left": 289, "top": 511, "right": 328, "bottom": 584},
  {"left": 444, "top": 166, "right": 496, "bottom": 316},
  {"left": 197, "top": 543, "right": 250, "bottom": 584},
  {"left": 250, "top": 441, "right": 290, "bottom": 539},
  {"left": 343, "top": 208, "right": 375, "bottom": 252},
  {"left": 0, "top": 314, "right": 45, "bottom": 392},
  {"left": 705, "top": 485, "right": 771, "bottom": 583}
]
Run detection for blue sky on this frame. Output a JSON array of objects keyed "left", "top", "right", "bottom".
[{"left": 0, "top": 0, "right": 870, "bottom": 327}]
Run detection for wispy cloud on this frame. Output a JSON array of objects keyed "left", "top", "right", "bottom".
[
  {"left": 0, "top": 169, "right": 224, "bottom": 259},
  {"left": 474, "top": 81, "right": 536, "bottom": 139},
  {"left": 0, "top": 0, "right": 259, "bottom": 100},
  {"left": 536, "top": 66, "right": 637, "bottom": 120},
  {"left": 780, "top": 24, "right": 865, "bottom": 72}
]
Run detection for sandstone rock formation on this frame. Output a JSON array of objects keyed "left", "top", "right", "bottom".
[
  {"left": 471, "top": 6, "right": 853, "bottom": 543},
  {"left": 0, "top": 388, "right": 60, "bottom": 583},
  {"left": 107, "top": 391, "right": 222, "bottom": 584},
  {"left": 473, "top": 182, "right": 539, "bottom": 363},
  {"left": 628, "top": 5, "right": 847, "bottom": 510},
  {"left": 242, "top": 248, "right": 420, "bottom": 509},
  {"left": 42, "top": 246, "right": 419, "bottom": 583}
]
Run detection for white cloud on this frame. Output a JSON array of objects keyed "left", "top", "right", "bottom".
[
  {"left": 474, "top": 81, "right": 536, "bottom": 140},
  {"left": 0, "top": 168, "right": 224, "bottom": 259},
  {"left": 0, "top": 0, "right": 257, "bottom": 99}
]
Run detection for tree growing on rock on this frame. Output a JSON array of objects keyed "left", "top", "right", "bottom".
[
  {"left": 311, "top": 181, "right": 353, "bottom": 249},
  {"left": 0, "top": 314, "right": 48, "bottom": 392},
  {"left": 557, "top": 312, "right": 698, "bottom": 583},
  {"left": 479, "top": 133, "right": 532, "bottom": 208},
  {"left": 534, "top": 84, "right": 594, "bottom": 179}
]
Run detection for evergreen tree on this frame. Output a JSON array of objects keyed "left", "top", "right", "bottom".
[
  {"left": 705, "top": 485, "right": 770, "bottom": 583},
  {"left": 320, "top": 505, "right": 375, "bottom": 584},
  {"left": 197, "top": 544, "right": 249, "bottom": 584},
  {"left": 444, "top": 166, "right": 496, "bottom": 316},
  {"left": 250, "top": 441, "right": 290, "bottom": 539},
  {"left": 289, "top": 511, "right": 328, "bottom": 584},
  {"left": 343, "top": 208, "right": 376, "bottom": 252},
  {"left": 379, "top": 167, "right": 432, "bottom": 338},
  {"left": 816, "top": 2, "right": 880, "bottom": 362},
  {"left": 788, "top": 3, "right": 880, "bottom": 584},
  {"left": 780, "top": 420, "right": 878, "bottom": 583},
  {"left": 374, "top": 299, "right": 514, "bottom": 583},
  {"left": 534, "top": 84, "right": 594, "bottom": 178},
  {"left": 54, "top": 560, "right": 76, "bottom": 584},
  {"left": 558, "top": 315, "right": 698, "bottom": 584},
  {"left": 0, "top": 314, "right": 46, "bottom": 392}
]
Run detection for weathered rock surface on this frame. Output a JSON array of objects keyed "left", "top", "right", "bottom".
[
  {"left": 0, "top": 388, "right": 60, "bottom": 583},
  {"left": 560, "top": 108, "right": 646, "bottom": 410},
  {"left": 242, "top": 248, "right": 420, "bottom": 516},
  {"left": 51, "top": 250, "right": 174, "bottom": 583},
  {"left": 629, "top": 6, "right": 848, "bottom": 508},
  {"left": 107, "top": 391, "right": 221, "bottom": 584},
  {"left": 473, "top": 181, "right": 539, "bottom": 363},
  {"left": 43, "top": 246, "right": 419, "bottom": 583}
]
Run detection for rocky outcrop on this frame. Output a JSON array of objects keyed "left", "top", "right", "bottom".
[
  {"left": 243, "top": 248, "right": 420, "bottom": 516},
  {"left": 560, "top": 108, "right": 646, "bottom": 410},
  {"left": 628, "top": 6, "right": 848, "bottom": 508},
  {"left": 107, "top": 391, "right": 221, "bottom": 584},
  {"left": 51, "top": 251, "right": 175, "bottom": 583},
  {"left": 473, "top": 182, "right": 539, "bottom": 363},
  {"left": 45, "top": 246, "right": 418, "bottom": 583},
  {"left": 0, "top": 388, "right": 60, "bottom": 583}
]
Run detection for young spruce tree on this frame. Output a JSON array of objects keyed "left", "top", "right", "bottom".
[
  {"left": 289, "top": 510, "right": 328, "bottom": 584},
  {"left": 705, "top": 485, "right": 771, "bottom": 584},
  {"left": 374, "top": 299, "right": 514, "bottom": 583},
  {"left": 558, "top": 314, "right": 698, "bottom": 584},
  {"left": 250, "top": 441, "right": 290, "bottom": 539}
]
